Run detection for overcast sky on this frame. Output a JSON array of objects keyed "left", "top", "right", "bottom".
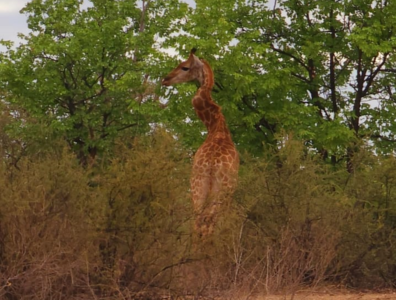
[{"left": 0, "top": 0, "right": 30, "bottom": 44}]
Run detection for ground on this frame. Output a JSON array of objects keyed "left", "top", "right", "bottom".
[{"left": 258, "top": 291, "right": 396, "bottom": 300}]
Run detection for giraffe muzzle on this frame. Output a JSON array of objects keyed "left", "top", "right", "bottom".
[{"left": 161, "top": 78, "right": 171, "bottom": 86}]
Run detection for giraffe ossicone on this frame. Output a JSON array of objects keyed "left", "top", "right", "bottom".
[{"left": 162, "top": 49, "right": 239, "bottom": 238}]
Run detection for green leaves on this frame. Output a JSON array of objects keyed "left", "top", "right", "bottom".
[
  {"left": 1, "top": 0, "right": 186, "bottom": 165},
  {"left": 166, "top": 0, "right": 396, "bottom": 168},
  {"left": 3, "top": 0, "right": 396, "bottom": 170}
]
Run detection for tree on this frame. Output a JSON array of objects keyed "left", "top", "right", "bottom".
[
  {"left": 165, "top": 0, "right": 396, "bottom": 172},
  {"left": 0, "top": 0, "right": 187, "bottom": 166}
]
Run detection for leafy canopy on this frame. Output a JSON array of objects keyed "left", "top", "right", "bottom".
[{"left": 0, "top": 0, "right": 187, "bottom": 165}]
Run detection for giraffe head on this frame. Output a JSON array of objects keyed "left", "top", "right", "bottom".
[{"left": 162, "top": 48, "right": 205, "bottom": 87}]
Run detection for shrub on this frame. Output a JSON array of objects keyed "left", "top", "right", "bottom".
[{"left": 0, "top": 133, "right": 396, "bottom": 299}]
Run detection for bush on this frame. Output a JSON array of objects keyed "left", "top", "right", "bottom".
[
  {"left": 212, "top": 140, "right": 345, "bottom": 296},
  {"left": 0, "top": 133, "right": 395, "bottom": 299},
  {"left": 0, "top": 130, "right": 192, "bottom": 299}
]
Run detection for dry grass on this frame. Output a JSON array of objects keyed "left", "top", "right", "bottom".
[{"left": 0, "top": 133, "right": 396, "bottom": 298}]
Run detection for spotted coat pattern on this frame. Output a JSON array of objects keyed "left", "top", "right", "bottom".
[{"left": 162, "top": 49, "right": 239, "bottom": 237}]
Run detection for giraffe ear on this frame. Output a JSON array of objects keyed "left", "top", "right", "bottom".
[
  {"left": 187, "top": 48, "right": 203, "bottom": 68},
  {"left": 189, "top": 48, "right": 198, "bottom": 60}
]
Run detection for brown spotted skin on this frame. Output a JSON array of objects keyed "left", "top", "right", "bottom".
[{"left": 162, "top": 49, "right": 239, "bottom": 238}]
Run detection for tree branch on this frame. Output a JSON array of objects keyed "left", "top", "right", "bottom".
[{"left": 270, "top": 44, "right": 309, "bottom": 72}]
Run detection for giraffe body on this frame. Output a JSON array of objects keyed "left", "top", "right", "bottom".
[{"left": 162, "top": 49, "right": 239, "bottom": 237}]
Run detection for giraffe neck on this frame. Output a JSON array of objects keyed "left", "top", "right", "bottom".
[
  {"left": 192, "top": 60, "right": 231, "bottom": 138},
  {"left": 197, "top": 59, "right": 214, "bottom": 90},
  {"left": 192, "top": 91, "right": 231, "bottom": 139}
]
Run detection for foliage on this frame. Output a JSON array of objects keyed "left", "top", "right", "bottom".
[
  {"left": 2, "top": 0, "right": 396, "bottom": 170},
  {"left": 0, "top": 0, "right": 187, "bottom": 165},
  {"left": 0, "top": 132, "right": 395, "bottom": 298},
  {"left": 0, "top": 130, "right": 192, "bottom": 299},
  {"left": 1, "top": 0, "right": 396, "bottom": 298},
  {"left": 160, "top": 0, "right": 396, "bottom": 172}
]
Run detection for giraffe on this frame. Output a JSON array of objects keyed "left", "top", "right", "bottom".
[{"left": 162, "top": 49, "right": 239, "bottom": 238}]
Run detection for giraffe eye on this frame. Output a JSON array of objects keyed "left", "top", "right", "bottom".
[{"left": 181, "top": 67, "right": 189, "bottom": 71}]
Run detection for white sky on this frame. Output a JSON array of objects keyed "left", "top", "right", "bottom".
[{"left": 0, "top": 0, "right": 30, "bottom": 44}]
